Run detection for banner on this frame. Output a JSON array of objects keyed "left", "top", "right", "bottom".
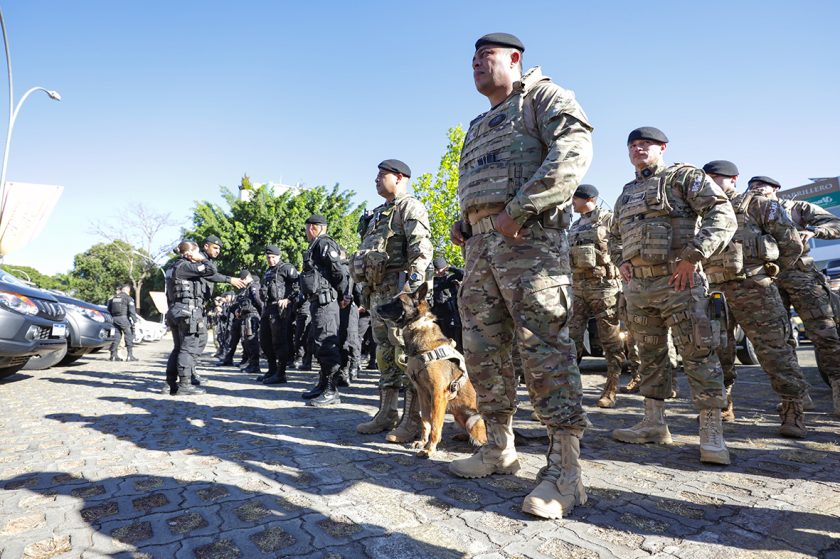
[{"left": 0, "top": 181, "right": 64, "bottom": 256}]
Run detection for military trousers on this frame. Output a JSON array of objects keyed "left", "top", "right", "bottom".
[
  {"left": 459, "top": 225, "right": 586, "bottom": 431},
  {"left": 260, "top": 308, "right": 293, "bottom": 374},
  {"left": 624, "top": 273, "right": 725, "bottom": 408},
  {"left": 568, "top": 280, "right": 624, "bottom": 376},
  {"left": 309, "top": 297, "right": 341, "bottom": 370},
  {"left": 713, "top": 279, "right": 807, "bottom": 399},
  {"left": 369, "top": 282, "right": 407, "bottom": 389},
  {"left": 778, "top": 268, "right": 840, "bottom": 384}
]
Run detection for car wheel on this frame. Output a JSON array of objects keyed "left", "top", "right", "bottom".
[
  {"left": 58, "top": 349, "right": 88, "bottom": 366},
  {"left": 0, "top": 362, "right": 28, "bottom": 380},
  {"left": 736, "top": 335, "right": 759, "bottom": 366},
  {"left": 22, "top": 343, "right": 69, "bottom": 370}
]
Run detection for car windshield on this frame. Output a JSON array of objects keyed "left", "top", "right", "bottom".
[{"left": 0, "top": 268, "right": 29, "bottom": 287}]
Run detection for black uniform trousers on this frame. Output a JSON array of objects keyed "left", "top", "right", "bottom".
[
  {"left": 260, "top": 307, "right": 294, "bottom": 375},
  {"left": 309, "top": 297, "right": 341, "bottom": 369},
  {"left": 240, "top": 314, "right": 261, "bottom": 369},
  {"left": 110, "top": 316, "right": 134, "bottom": 353},
  {"left": 223, "top": 316, "right": 242, "bottom": 362},
  {"left": 339, "top": 301, "right": 360, "bottom": 366},
  {"left": 166, "top": 310, "right": 207, "bottom": 389}
]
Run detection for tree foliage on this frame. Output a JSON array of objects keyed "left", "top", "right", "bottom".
[
  {"left": 412, "top": 125, "right": 465, "bottom": 267},
  {"left": 185, "top": 179, "right": 364, "bottom": 279},
  {"left": 0, "top": 264, "right": 71, "bottom": 291},
  {"left": 69, "top": 240, "right": 149, "bottom": 304}
]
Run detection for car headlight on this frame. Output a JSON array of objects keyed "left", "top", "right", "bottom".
[
  {"left": 0, "top": 291, "right": 39, "bottom": 316},
  {"left": 65, "top": 303, "right": 106, "bottom": 323}
]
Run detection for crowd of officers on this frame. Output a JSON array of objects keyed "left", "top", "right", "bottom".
[{"left": 158, "top": 31, "right": 840, "bottom": 523}]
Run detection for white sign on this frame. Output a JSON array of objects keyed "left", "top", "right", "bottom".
[{"left": 0, "top": 181, "right": 64, "bottom": 256}]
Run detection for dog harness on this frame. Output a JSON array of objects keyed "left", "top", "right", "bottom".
[{"left": 409, "top": 340, "right": 468, "bottom": 401}]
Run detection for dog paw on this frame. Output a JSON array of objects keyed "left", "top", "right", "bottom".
[
  {"left": 411, "top": 441, "right": 425, "bottom": 449},
  {"left": 416, "top": 449, "right": 432, "bottom": 459}
]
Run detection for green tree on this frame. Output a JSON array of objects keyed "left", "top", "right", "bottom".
[
  {"left": 185, "top": 178, "right": 364, "bottom": 279},
  {"left": 0, "top": 264, "right": 71, "bottom": 291},
  {"left": 69, "top": 240, "right": 148, "bottom": 304},
  {"left": 413, "top": 125, "right": 465, "bottom": 267}
]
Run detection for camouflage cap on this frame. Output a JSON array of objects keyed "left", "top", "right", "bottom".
[
  {"left": 748, "top": 176, "right": 781, "bottom": 189},
  {"left": 627, "top": 126, "right": 669, "bottom": 145},
  {"left": 377, "top": 159, "right": 411, "bottom": 178},
  {"left": 574, "top": 184, "right": 599, "bottom": 199},
  {"left": 703, "top": 160, "right": 739, "bottom": 177},
  {"left": 475, "top": 33, "right": 524, "bottom": 52}
]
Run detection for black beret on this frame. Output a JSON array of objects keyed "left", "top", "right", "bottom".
[
  {"left": 239, "top": 269, "right": 251, "bottom": 280},
  {"left": 703, "top": 160, "right": 739, "bottom": 177},
  {"left": 574, "top": 184, "right": 599, "bottom": 199},
  {"left": 475, "top": 33, "right": 525, "bottom": 52},
  {"left": 748, "top": 176, "right": 782, "bottom": 189},
  {"left": 377, "top": 159, "right": 411, "bottom": 178},
  {"left": 305, "top": 214, "right": 328, "bottom": 225},
  {"left": 204, "top": 235, "right": 222, "bottom": 248},
  {"left": 627, "top": 127, "right": 669, "bottom": 145},
  {"left": 433, "top": 256, "right": 448, "bottom": 270},
  {"left": 264, "top": 245, "right": 281, "bottom": 256}
]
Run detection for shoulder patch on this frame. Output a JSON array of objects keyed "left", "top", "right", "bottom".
[
  {"left": 690, "top": 173, "right": 703, "bottom": 193},
  {"left": 767, "top": 200, "right": 779, "bottom": 220}
]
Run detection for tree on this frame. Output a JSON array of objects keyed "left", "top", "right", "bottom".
[
  {"left": 69, "top": 240, "right": 147, "bottom": 304},
  {"left": 0, "top": 264, "right": 71, "bottom": 292},
  {"left": 185, "top": 177, "right": 364, "bottom": 280},
  {"left": 412, "top": 125, "right": 465, "bottom": 267}
]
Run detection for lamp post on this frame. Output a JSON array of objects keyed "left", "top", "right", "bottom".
[{"left": 0, "top": 8, "right": 61, "bottom": 214}]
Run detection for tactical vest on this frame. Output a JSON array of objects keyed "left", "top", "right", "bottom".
[
  {"left": 108, "top": 294, "right": 128, "bottom": 317},
  {"left": 300, "top": 240, "right": 333, "bottom": 298},
  {"left": 352, "top": 198, "right": 411, "bottom": 285},
  {"left": 262, "top": 266, "right": 282, "bottom": 303},
  {"left": 458, "top": 68, "right": 548, "bottom": 217},
  {"left": 236, "top": 289, "right": 256, "bottom": 316},
  {"left": 569, "top": 207, "right": 617, "bottom": 280},
  {"left": 704, "top": 192, "right": 779, "bottom": 284},
  {"left": 617, "top": 164, "right": 701, "bottom": 270},
  {"left": 164, "top": 259, "right": 201, "bottom": 306}
]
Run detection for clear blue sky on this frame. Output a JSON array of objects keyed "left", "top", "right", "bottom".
[{"left": 3, "top": 0, "right": 838, "bottom": 275}]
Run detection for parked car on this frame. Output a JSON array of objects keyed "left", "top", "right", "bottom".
[
  {"left": 135, "top": 316, "right": 167, "bottom": 342},
  {"left": 29, "top": 292, "right": 116, "bottom": 368},
  {"left": 0, "top": 268, "right": 67, "bottom": 379}
]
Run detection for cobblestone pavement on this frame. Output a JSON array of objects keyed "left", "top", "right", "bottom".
[{"left": 1, "top": 337, "right": 838, "bottom": 559}]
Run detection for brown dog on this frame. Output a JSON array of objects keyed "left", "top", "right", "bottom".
[{"left": 376, "top": 283, "right": 486, "bottom": 457}]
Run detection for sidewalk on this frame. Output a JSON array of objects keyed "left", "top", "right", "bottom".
[{"left": 0, "top": 336, "right": 837, "bottom": 558}]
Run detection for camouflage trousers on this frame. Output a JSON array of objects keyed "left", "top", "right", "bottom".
[
  {"left": 778, "top": 268, "right": 840, "bottom": 384},
  {"left": 624, "top": 273, "right": 726, "bottom": 409},
  {"left": 714, "top": 279, "right": 808, "bottom": 399},
  {"left": 459, "top": 225, "right": 586, "bottom": 432},
  {"left": 368, "top": 282, "right": 407, "bottom": 389},
  {"left": 568, "top": 280, "right": 625, "bottom": 377}
]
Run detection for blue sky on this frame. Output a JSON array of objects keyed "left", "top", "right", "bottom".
[{"left": 2, "top": 0, "right": 839, "bottom": 275}]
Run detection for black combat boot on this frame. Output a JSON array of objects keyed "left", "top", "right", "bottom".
[
  {"left": 263, "top": 369, "right": 288, "bottom": 385},
  {"left": 191, "top": 374, "right": 208, "bottom": 386},
  {"left": 348, "top": 358, "right": 360, "bottom": 382},
  {"left": 302, "top": 368, "right": 328, "bottom": 400},
  {"left": 336, "top": 364, "right": 351, "bottom": 387},
  {"left": 126, "top": 349, "right": 139, "bottom": 362},
  {"left": 174, "top": 380, "right": 206, "bottom": 396},
  {"left": 215, "top": 358, "right": 233, "bottom": 366},
  {"left": 109, "top": 351, "right": 121, "bottom": 361},
  {"left": 307, "top": 366, "right": 341, "bottom": 407}
]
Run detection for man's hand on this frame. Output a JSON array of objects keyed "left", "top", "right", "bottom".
[
  {"left": 668, "top": 259, "right": 698, "bottom": 291},
  {"left": 451, "top": 220, "right": 466, "bottom": 246},
  {"left": 619, "top": 262, "right": 633, "bottom": 283},
  {"left": 277, "top": 299, "right": 290, "bottom": 311},
  {"left": 230, "top": 278, "right": 246, "bottom": 289},
  {"left": 800, "top": 230, "right": 815, "bottom": 244},
  {"left": 495, "top": 210, "right": 522, "bottom": 239}
]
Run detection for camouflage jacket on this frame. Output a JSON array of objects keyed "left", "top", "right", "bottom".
[{"left": 781, "top": 199, "right": 840, "bottom": 262}]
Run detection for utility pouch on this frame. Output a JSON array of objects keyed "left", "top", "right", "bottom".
[
  {"left": 757, "top": 235, "right": 780, "bottom": 262},
  {"left": 721, "top": 243, "right": 744, "bottom": 276},
  {"left": 570, "top": 245, "right": 598, "bottom": 269},
  {"left": 640, "top": 222, "right": 672, "bottom": 262},
  {"left": 317, "top": 290, "right": 335, "bottom": 305},
  {"left": 796, "top": 255, "right": 814, "bottom": 272},
  {"left": 300, "top": 269, "right": 320, "bottom": 297},
  {"left": 363, "top": 250, "right": 389, "bottom": 284},
  {"left": 171, "top": 302, "right": 192, "bottom": 320}
]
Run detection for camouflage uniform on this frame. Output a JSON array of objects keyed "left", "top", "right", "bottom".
[
  {"left": 353, "top": 193, "right": 433, "bottom": 389},
  {"left": 705, "top": 191, "right": 808, "bottom": 410},
  {"left": 609, "top": 161, "right": 735, "bottom": 409},
  {"left": 567, "top": 206, "right": 625, "bottom": 406},
  {"left": 776, "top": 199, "right": 840, "bottom": 387},
  {"left": 457, "top": 66, "right": 592, "bottom": 431}
]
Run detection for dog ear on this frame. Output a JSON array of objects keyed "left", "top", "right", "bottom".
[{"left": 415, "top": 281, "right": 429, "bottom": 301}]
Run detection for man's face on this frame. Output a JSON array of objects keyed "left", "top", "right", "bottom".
[
  {"left": 749, "top": 182, "right": 777, "bottom": 198},
  {"left": 204, "top": 243, "right": 221, "bottom": 259},
  {"left": 628, "top": 139, "right": 666, "bottom": 169},
  {"left": 435, "top": 267, "right": 447, "bottom": 277},
  {"left": 709, "top": 174, "right": 738, "bottom": 194},
  {"left": 375, "top": 169, "right": 400, "bottom": 200},
  {"left": 305, "top": 223, "right": 323, "bottom": 242},
  {"left": 265, "top": 254, "right": 280, "bottom": 267},
  {"left": 572, "top": 196, "right": 594, "bottom": 213},
  {"left": 472, "top": 46, "right": 518, "bottom": 97}
]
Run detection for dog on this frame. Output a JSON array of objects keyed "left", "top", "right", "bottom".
[{"left": 376, "top": 282, "right": 486, "bottom": 457}]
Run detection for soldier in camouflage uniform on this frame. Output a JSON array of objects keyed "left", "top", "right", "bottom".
[
  {"left": 353, "top": 159, "right": 434, "bottom": 441},
  {"left": 751, "top": 176, "right": 840, "bottom": 417},
  {"left": 449, "top": 33, "right": 592, "bottom": 520},
  {"left": 609, "top": 127, "right": 736, "bottom": 465},
  {"left": 702, "top": 161, "right": 809, "bottom": 437},
  {"left": 567, "top": 184, "right": 626, "bottom": 408}
]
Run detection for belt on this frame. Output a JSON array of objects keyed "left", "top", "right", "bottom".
[
  {"left": 471, "top": 213, "right": 548, "bottom": 235},
  {"left": 631, "top": 262, "right": 676, "bottom": 279}
]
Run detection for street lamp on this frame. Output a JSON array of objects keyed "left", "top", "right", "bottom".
[{"left": 0, "top": 8, "right": 61, "bottom": 215}]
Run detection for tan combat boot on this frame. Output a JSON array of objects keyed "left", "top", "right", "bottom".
[
  {"left": 699, "top": 408, "right": 730, "bottom": 465},
  {"left": 621, "top": 371, "right": 641, "bottom": 394},
  {"left": 778, "top": 399, "right": 807, "bottom": 439},
  {"left": 596, "top": 372, "right": 619, "bottom": 408},
  {"left": 522, "top": 431, "right": 586, "bottom": 519},
  {"left": 356, "top": 388, "right": 400, "bottom": 434},
  {"left": 449, "top": 415, "right": 521, "bottom": 478},
  {"left": 385, "top": 387, "right": 420, "bottom": 443},
  {"left": 832, "top": 379, "right": 840, "bottom": 417},
  {"left": 612, "top": 398, "right": 673, "bottom": 444},
  {"left": 721, "top": 385, "right": 735, "bottom": 422}
]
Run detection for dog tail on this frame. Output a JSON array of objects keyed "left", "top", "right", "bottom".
[{"left": 464, "top": 412, "right": 487, "bottom": 446}]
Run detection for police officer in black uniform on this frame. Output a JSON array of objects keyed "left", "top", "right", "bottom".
[
  {"left": 107, "top": 284, "right": 138, "bottom": 361},
  {"left": 290, "top": 291, "right": 312, "bottom": 370},
  {"left": 259, "top": 245, "right": 300, "bottom": 385},
  {"left": 219, "top": 271, "right": 263, "bottom": 372},
  {"left": 301, "top": 214, "right": 349, "bottom": 407},
  {"left": 431, "top": 256, "right": 464, "bottom": 352},
  {"left": 337, "top": 253, "right": 361, "bottom": 386}
]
